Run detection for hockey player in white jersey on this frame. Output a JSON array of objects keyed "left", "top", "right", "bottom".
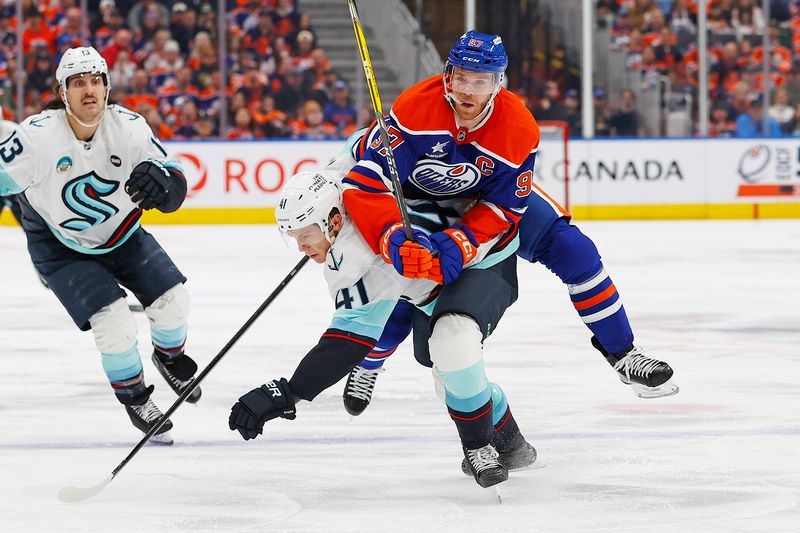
[
  {"left": 0, "top": 47, "right": 201, "bottom": 444},
  {"left": 228, "top": 169, "right": 536, "bottom": 489},
  {"left": 0, "top": 113, "right": 22, "bottom": 225}
]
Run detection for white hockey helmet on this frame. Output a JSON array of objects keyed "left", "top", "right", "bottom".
[
  {"left": 276, "top": 170, "right": 344, "bottom": 244},
  {"left": 56, "top": 46, "right": 110, "bottom": 93}
]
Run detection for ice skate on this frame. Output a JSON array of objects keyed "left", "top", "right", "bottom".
[
  {"left": 462, "top": 444, "right": 508, "bottom": 488},
  {"left": 343, "top": 365, "right": 384, "bottom": 416},
  {"left": 462, "top": 439, "right": 537, "bottom": 474},
  {"left": 592, "top": 337, "right": 679, "bottom": 398},
  {"left": 125, "top": 396, "right": 173, "bottom": 445},
  {"left": 151, "top": 351, "right": 202, "bottom": 403}
]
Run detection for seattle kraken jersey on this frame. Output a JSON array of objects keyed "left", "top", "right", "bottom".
[
  {"left": 322, "top": 220, "right": 439, "bottom": 341},
  {"left": 0, "top": 105, "right": 183, "bottom": 253},
  {"left": 342, "top": 75, "right": 544, "bottom": 257}
]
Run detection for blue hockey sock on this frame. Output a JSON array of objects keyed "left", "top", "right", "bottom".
[
  {"left": 101, "top": 342, "right": 147, "bottom": 403},
  {"left": 534, "top": 218, "right": 634, "bottom": 355},
  {"left": 150, "top": 324, "right": 187, "bottom": 360}
]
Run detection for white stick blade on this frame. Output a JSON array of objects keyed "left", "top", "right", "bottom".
[{"left": 57, "top": 474, "right": 113, "bottom": 503}]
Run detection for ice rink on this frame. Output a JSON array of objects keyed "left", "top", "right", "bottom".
[{"left": 1, "top": 219, "right": 799, "bottom": 532}]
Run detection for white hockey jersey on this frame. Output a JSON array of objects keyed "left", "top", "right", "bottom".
[
  {"left": 323, "top": 220, "right": 439, "bottom": 341},
  {"left": 0, "top": 105, "right": 182, "bottom": 253}
]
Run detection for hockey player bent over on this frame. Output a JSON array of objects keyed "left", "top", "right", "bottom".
[
  {"left": 0, "top": 47, "right": 200, "bottom": 444},
  {"left": 229, "top": 171, "right": 535, "bottom": 489}
]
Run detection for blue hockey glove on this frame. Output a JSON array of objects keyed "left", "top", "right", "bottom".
[
  {"left": 428, "top": 225, "right": 479, "bottom": 285},
  {"left": 125, "top": 159, "right": 171, "bottom": 210},
  {"left": 380, "top": 222, "right": 435, "bottom": 278},
  {"left": 229, "top": 378, "right": 296, "bottom": 440}
]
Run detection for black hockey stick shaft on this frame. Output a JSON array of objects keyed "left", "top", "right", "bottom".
[
  {"left": 112, "top": 254, "right": 309, "bottom": 477},
  {"left": 347, "top": 0, "right": 414, "bottom": 241},
  {"left": 74, "top": 255, "right": 309, "bottom": 496}
]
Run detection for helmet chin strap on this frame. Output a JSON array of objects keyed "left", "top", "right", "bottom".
[
  {"left": 62, "top": 87, "right": 109, "bottom": 130},
  {"left": 446, "top": 92, "right": 495, "bottom": 129}
]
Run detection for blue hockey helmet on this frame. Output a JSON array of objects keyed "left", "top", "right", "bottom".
[
  {"left": 446, "top": 30, "right": 508, "bottom": 74},
  {"left": 444, "top": 31, "right": 507, "bottom": 115}
]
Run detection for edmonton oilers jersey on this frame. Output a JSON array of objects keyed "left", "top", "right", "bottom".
[
  {"left": 341, "top": 75, "right": 540, "bottom": 256},
  {"left": 0, "top": 106, "right": 183, "bottom": 253}
]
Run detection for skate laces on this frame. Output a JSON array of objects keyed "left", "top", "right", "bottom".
[
  {"left": 346, "top": 366, "right": 384, "bottom": 401},
  {"left": 614, "top": 348, "right": 662, "bottom": 379},
  {"left": 466, "top": 444, "right": 501, "bottom": 473},
  {"left": 131, "top": 399, "right": 164, "bottom": 424}
]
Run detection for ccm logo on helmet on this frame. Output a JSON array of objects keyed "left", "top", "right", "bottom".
[{"left": 409, "top": 160, "right": 481, "bottom": 196}]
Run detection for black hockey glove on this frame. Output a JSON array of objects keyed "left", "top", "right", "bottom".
[
  {"left": 229, "top": 378, "right": 297, "bottom": 440},
  {"left": 125, "top": 160, "right": 171, "bottom": 210}
]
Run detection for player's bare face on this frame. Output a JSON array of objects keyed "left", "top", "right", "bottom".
[
  {"left": 65, "top": 74, "right": 107, "bottom": 123},
  {"left": 450, "top": 68, "right": 494, "bottom": 122},
  {"left": 287, "top": 224, "right": 331, "bottom": 263}
]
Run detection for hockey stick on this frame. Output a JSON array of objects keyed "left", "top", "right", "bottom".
[
  {"left": 57, "top": 255, "right": 310, "bottom": 503},
  {"left": 347, "top": 0, "right": 414, "bottom": 241}
]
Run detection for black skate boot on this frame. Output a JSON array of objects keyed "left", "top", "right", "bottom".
[
  {"left": 151, "top": 350, "right": 202, "bottom": 403},
  {"left": 124, "top": 385, "right": 173, "bottom": 445},
  {"left": 462, "top": 409, "right": 536, "bottom": 475},
  {"left": 591, "top": 337, "right": 679, "bottom": 399},
  {"left": 462, "top": 444, "right": 508, "bottom": 488},
  {"left": 343, "top": 365, "right": 384, "bottom": 416}
]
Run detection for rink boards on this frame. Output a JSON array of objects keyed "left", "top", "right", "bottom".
[{"left": 2, "top": 137, "right": 799, "bottom": 225}]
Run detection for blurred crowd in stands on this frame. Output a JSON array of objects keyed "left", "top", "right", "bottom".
[
  {"left": 523, "top": 0, "right": 800, "bottom": 137},
  {"left": 2, "top": 0, "right": 798, "bottom": 139},
  {"left": 0, "top": 0, "right": 364, "bottom": 140}
]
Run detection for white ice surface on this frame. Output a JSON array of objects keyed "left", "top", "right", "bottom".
[{"left": 1, "top": 220, "right": 799, "bottom": 532}]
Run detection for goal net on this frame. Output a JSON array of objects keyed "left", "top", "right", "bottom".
[{"left": 535, "top": 120, "right": 570, "bottom": 212}]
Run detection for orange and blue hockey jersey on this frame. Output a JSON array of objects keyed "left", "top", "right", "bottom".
[{"left": 342, "top": 75, "right": 548, "bottom": 257}]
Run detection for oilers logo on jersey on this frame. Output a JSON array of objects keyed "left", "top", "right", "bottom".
[{"left": 409, "top": 160, "right": 481, "bottom": 196}]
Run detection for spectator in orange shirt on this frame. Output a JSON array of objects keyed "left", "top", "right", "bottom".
[
  {"left": 226, "top": 107, "right": 257, "bottom": 139},
  {"left": 273, "top": 0, "right": 300, "bottom": 37},
  {"left": 121, "top": 69, "right": 159, "bottom": 113},
  {"left": 290, "top": 99, "right": 336, "bottom": 140},
  {"left": 22, "top": 9, "right": 55, "bottom": 55},
  {"left": 141, "top": 104, "right": 176, "bottom": 140},
  {"left": 252, "top": 94, "right": 288, "bottom": 138},
  {"left": 243, "top": 9, "right": 275, "bottom": 58}
]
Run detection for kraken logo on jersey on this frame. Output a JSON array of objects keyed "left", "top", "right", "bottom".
[
  {"left": 409, "top": 159, "right": 481, "bottom": 196},
  {"left": 60, "top": 172, "right": 120, "bottom": 231}
]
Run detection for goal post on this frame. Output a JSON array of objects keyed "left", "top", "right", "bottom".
[{"left": 536, "top": 120, "right": 570, "bottom": 212}]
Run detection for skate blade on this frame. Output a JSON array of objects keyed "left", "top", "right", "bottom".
[
  {"left": 148, "top": 430, "right": 174, "bottom": 446},
  {"left": 631, "top": 379, "right": 679, "bottom": 399}
]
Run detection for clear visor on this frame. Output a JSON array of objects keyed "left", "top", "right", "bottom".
[
  {"left": 284, "top": 223, "right": 325, "bottom": 248},
  {"left": 445, "top": 66, "right": 499, "bottom": 96}
]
